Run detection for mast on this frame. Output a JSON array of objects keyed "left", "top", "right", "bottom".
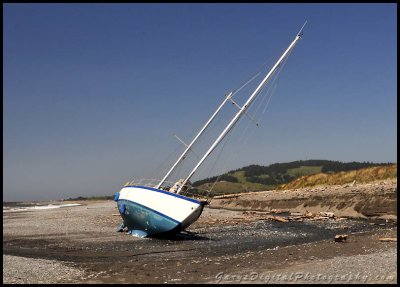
[
  {"left": 155, "top": 92, "right": 233, "bottom": 189},
  {"left": 177, "top": 27, "right": 305, "bottom": 194}
]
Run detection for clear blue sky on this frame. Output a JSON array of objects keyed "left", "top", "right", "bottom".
[{"left": 3, "top": 3, "right": 397, "bottom": 202}]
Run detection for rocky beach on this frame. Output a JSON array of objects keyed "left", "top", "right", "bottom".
[{"left": 3, "top": 179, "right": 397, "bottom": 284}]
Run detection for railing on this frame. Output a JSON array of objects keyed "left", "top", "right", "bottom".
[
  {"left": 124, "top": 178, "right": 175, "bottom": 189},
  {"left": 123, "top": 178, "right": 212, "bottom": 201}
]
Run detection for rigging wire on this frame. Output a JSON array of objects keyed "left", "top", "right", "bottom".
[
  {"left": 160, "top": 95, "right": 227, "bottom": 186},
  {"left": 180, "top": 43, "right": 295, "bottom": 197},
  {"left": 205, "top": 46, "right": 297, "bottom": 199},
  {"left": 235, "top": 46, "right": 295, "bottom": 154},
  {"left": 250, "top": 44, "right": 295, "bottom": 125},
  {"left": 230, "top": 54, "right": 277, "bottom": 97},
  {"left": 147, "top": 140, "right": 183, "bottom": 184},
  {"left": 157, "top": 54, "right": 278, "bottom": 188},
  {"left": 261, "top": 46, "right": 294, "bottom": 116},
  {"left": 204, "top": 127, "right": 236, "bottom": 198}
]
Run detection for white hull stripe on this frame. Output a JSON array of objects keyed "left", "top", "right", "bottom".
[{"left": 126, "top": 185, "right": 201, "bottom": 204}]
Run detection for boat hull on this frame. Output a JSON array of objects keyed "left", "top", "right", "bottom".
[{"left": 115, "top": 186, "right": 205, "bottom": 237}]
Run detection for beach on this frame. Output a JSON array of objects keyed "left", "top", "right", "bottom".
[{"left": 3, "top": 180, "right": 397, "bottom": 284}]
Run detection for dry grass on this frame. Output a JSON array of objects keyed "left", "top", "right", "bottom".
[{"left": 277, "top": 164, "right": 397, "bottom": 190}]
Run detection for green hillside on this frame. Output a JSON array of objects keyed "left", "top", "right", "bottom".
[{"left": 191, "top": 160, "right": 393, "bottom": 196}]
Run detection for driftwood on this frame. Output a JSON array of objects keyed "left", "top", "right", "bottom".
[
  {"left": 270, "top": 209, "right": 286, "bottom": 214},
  {"left": 289, "top": 216, "right": 303, "bottom": 221},
  {"left": 320, "top": 211, "right": 335, "bottom": 218},
  {"left": 213, "top": 194, "right": 241, "bottom": 199},
  {"left": 379, "top": 237, "right": 397, "bottom": 242},
  {"left": 242, "top": 211, "right": 271, "bottom": 216},
  {"left": 269, "top": 216, "right": 289, "bottom": 222}
]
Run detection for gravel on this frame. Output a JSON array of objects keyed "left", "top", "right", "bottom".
[{"left": 3, "top": 255, "right": 85, "bottom": 284}]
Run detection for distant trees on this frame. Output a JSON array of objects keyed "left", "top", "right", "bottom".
[
  {"left": 242, "top": 160, "right": 329, "bottom": 177},
  {"left": 320, "top": 161, "right": 391, "bottom": 173},
  {"left": 192, "top": 174, "right": 238, "bottom": 187}
]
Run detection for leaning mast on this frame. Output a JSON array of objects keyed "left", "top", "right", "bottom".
[
  {"left": 155, "top": 92, "right": 234, "bottom": 189},
  {"left": 177, "top": 24, "right": 306, "bottom": 194}
]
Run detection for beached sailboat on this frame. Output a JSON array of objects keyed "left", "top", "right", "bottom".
[{"left": 114, "top": 23, "right": 306, "bottom": 237}]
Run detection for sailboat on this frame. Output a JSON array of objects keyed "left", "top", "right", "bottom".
[{"left": 114, "top": 23, "right": 306, "bottom": 237}]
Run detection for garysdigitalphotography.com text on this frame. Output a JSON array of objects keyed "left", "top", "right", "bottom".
[{"left": 215, "top": 271, "right": 396, "bottom": 284}]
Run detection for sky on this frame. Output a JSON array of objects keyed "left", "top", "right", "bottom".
[{"left": 3, "top": 3, "right": 397, "bottom": 202}]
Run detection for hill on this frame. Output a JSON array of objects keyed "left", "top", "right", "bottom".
[{"left": 191, "top": 160, "right": 394, "bottom": 196}]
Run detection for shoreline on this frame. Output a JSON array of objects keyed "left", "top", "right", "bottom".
[{"left": 3, "top": 197, "right": 397, "bottom": 284}]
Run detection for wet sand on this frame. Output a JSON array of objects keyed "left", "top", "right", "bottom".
[{"left": 3, "top": 198, "right": 397, "bottom": 284}]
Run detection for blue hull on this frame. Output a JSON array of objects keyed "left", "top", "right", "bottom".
[{"left": 117, "top": 199, "right": 204, "bottom": 237}]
